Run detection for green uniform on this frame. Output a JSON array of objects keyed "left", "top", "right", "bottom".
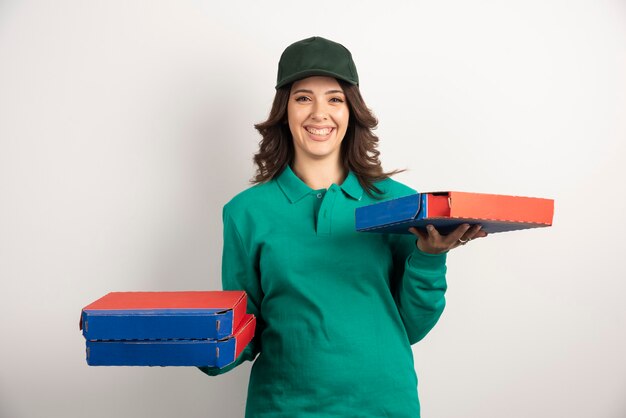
[{"left": 201, "top": 165, "right": 447, "bottom": 417}]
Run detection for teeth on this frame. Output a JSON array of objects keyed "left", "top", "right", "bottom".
[{"left": 306, "top": 127, "right": 332, "bottom": 136}]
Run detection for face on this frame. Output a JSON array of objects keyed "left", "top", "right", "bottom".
[{"left": 287, "top": 76, "right": 350, "bottom": 164}]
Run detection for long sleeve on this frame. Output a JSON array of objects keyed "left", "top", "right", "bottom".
[
  {"left": 199, "top": 204, "right": 264, "bottom": 376},
  {"left": 390, "top": 233, "right": 448, "bottom": 345}
]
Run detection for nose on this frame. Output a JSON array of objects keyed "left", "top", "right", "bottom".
[{"left": 311, "top": 101, "right": 329, "bottom": 121}]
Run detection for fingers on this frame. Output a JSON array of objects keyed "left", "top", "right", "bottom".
[
  {"left": 408, "top": 227, "right": 427, "bottom": 242},
  {"left": 408, "top": 223, "right": 488, "bottom": 254},
  {"left": 445, "top": 224, "right": 472, "bottom": 247},
  {"left": 465, "top": 225, "right": 487, "bottom": 241},
  {"left": 425, "top": 224, "right": 443, "bottom": 241},
  {"left": 412, "top": 225, "right": 456, "bottom": 254},
  {"left": 461, "top": 225, "right": 488, "bottom": 244}
]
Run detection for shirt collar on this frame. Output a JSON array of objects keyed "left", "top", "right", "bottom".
[
  {"left": 276, "top": 165, "right": 311, "bottom": 203},
  {"left": 276, "top": 165, "right": 364, "bottom": 203},
  {"left": 339, "top": 170, "right": 364, "bottom": 201}
]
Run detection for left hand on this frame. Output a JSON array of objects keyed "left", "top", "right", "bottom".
[{"left": 409, "top": 224, "right": 488, "bottom": 254}]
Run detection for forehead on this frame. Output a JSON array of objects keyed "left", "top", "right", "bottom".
[{"left": 290, "top": 76, "right": 343, "bottom": 93}]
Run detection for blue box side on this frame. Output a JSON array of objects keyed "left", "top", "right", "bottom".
[
  {"left": 355, "top": 194, "right": 422, "bottom": 231},
  {"left": 82, "top": 309, "right": 234, "bottom": 341},
  {"left": 85, "top": 338, "right": 238, "bottom": 367},
  {"left": 85, "top": 339, "right": 216, "bottom": 366}
]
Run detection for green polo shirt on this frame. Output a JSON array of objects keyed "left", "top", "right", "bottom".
[{"left": 200, "top": 165, "right": 447, "bottom": 418}]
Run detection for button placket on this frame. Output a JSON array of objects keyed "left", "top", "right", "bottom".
[{"left": 316, "top": 187, "right": 337, "bottom": 236}]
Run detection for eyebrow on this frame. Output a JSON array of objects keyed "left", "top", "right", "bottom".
[{"left": 291, "top": 89, "right": 345, "bottom": 95}]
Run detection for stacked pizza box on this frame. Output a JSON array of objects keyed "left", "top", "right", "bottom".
[{"left": 80, "top": 291, "right": 255, "bottom": 368}]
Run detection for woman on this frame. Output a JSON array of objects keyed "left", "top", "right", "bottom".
[{"left": 201, "top": 36, "right": 487, "bottom": 417}]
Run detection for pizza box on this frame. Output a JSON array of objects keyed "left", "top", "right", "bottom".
[
  {"left": 356, "top": 191, "right": 554, "bottom": 234},
  {"left": 80, "top": 291, "right": 248, "bottom": 341}
]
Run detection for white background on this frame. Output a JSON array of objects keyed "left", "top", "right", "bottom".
[{"left": 1, "top": 1, "right": 625, "bottom": 417}]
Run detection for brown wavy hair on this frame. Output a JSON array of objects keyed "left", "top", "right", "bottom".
[{"left": 252, "top": 80, "right": 404, "bottom": 199}]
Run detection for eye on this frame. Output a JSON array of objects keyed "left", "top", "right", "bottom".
[
  {"left": 295, "top": 96, "right": 311, "bottom": 102},
  {"left": 329, "top": 97, "right": 344, "bottom": 103}
]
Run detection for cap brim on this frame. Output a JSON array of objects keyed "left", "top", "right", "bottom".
[{"left": 276, "top": 69, "right": 359, "bottom": 89}]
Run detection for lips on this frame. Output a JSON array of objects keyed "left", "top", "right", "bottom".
[{"left": 305, "top": 126, "right": 334, "bottom": 136}]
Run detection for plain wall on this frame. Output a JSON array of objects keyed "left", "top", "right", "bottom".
[{"left": 1, "top": 1, "right": 625, "bottom": 417}]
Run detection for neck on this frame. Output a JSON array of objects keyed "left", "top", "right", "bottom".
[{"left": 292, "top": 156, "right": 347, "bottom": 190}]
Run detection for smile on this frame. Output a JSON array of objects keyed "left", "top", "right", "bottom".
[{"left": 305, "top": 126, "right": 334, "bottom": 136}]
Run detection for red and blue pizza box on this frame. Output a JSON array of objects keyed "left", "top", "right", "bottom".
[
  {"left": 84, "top": 314, "right": 256, "bottom": 367},
  {"left": 81, "top": 291, "right": 248, "bottom": 341},
  {"left": 356, "top": 191, "right": 554, "bottom": 235}
]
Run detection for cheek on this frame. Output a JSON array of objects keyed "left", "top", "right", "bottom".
[
  {"left": 338, "top": 107, "right": 350, "bottom": 126},
  {"left": 337, "top": 108, "right": 350, "bottom": 134},
  {"left": 286, "top": 108, "right": 300, "bottom": 137}
]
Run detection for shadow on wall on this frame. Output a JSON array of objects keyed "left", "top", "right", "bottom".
[
  {"left": 137, "top": 68, "right": 257, "bottom": 413},
  {"left": 146, "top": 67, "right": 257, "bottom": 292}
]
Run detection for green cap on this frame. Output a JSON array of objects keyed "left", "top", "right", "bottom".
[{"left": 275, "top": 36, "right": 359, "bottom": 89}]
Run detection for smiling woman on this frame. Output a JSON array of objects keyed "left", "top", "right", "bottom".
[{"left": 199, "top": 36, "right": 486, "bottom": 418}]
